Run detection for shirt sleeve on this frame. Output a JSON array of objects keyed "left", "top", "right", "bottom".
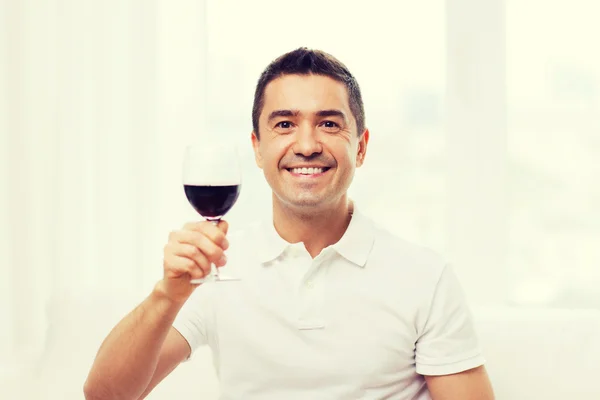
[
  {"left": 415, "top": 264, "right": 486, "bottom": 376},
  {"left": 172, "top": 284, "right": 212, "bottom": 360}
]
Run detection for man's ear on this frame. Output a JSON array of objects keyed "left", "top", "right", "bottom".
[
  {"left": 356, "top": 129, "right": 369, "bottom": 168},
  {"left": 251, "top": 131, "right": 263, "bottom": 169}
]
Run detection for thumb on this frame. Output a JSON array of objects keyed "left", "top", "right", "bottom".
[{"left": 217, "top": 220, "right": 229, "bottom": 235}]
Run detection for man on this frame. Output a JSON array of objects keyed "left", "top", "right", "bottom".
[{"left": 84, "top": 48, "right": 495, "bottom": 399}]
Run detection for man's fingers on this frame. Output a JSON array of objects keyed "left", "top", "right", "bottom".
[
  {"left": 216, "top": 220, "right": 229, "bottom": 235},
  {"left": 164, "top": 253, "right": 198, "bottom": 275},
  {"left": 164, "top": 245, "right": 211, "bottom": 277},
  {"left": 193, "top": 234, "right": 225, "bottom": 263},
  {"left": 172, "top": 230, "right": 226, "bottom": 261},
  {"left": 169, "top": 243, "right": 211, "bottom": 272},
  {"left": 182, "top": 221, "right": 229, "bottom": 249}
]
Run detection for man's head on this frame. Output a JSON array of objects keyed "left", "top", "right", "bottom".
[
  {"left": 252, "top": 47, "right": 365, "bottom": 139},
  {"left": 251, "top": 48, "right": 369, "bottom": 212}
]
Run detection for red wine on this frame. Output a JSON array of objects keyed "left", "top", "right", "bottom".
[{"left": 184, "top": 184, "right": 240, "bottom": 219}]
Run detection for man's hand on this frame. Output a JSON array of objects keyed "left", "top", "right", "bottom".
[
  {"left": 425, "top": 365, "right": 495, "bottom": 400},
  {"left": 159, "top": 220, "right": 229, "bottom": 304}
]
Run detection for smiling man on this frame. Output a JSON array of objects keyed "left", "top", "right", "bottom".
[{"left": 84, "top": 48, "right": 495, "bottom": 400}]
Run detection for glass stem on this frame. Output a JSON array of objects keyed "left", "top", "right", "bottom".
[{"left": 209, "top": 218, "right": 221, "bottom": 280}]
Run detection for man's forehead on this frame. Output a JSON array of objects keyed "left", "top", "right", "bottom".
[{"left": 262, "top": 74, "right": 351, "bottom": 113}]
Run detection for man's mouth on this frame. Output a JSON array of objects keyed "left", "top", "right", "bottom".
[{"left": 286, "top": 167, "right": 331, "bottom": 175}]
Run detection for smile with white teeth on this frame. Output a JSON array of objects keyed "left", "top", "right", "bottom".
[{"left": 289, "top": 167, "right": 328, "bottom": 175}]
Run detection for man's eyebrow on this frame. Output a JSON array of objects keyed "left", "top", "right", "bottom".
[
  {"left": 267, "top": 109, "right": 300, "bottom": 122},
  {"left": 316, "top": 109, "right": 347, "bottom": 121},
  {"left": 267, "top": 109, "right": 348, "bottom": 123}
]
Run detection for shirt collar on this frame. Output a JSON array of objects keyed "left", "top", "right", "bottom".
[
  {"left": 257, "top": 204, "right": 376, "bottom": 267},
  {"left": 330, "top": 207, "right": 375, "bottom": 267},
  {"left": 258, "top": 215, "right": 292, "bottom": 264}
]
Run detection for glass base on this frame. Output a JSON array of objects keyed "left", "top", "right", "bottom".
[
  {"left": 190, "top": 267, "right": 240, "bottom": 284},
  {"left": 190, "top": 275, "right": 240, "bottom": 284}
]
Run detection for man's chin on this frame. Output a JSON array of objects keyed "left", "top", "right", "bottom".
[{"left": 276, "top": 193, "right": 329, "bottom": 209}]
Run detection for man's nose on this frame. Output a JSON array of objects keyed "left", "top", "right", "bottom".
[{"left": 293, "top": 125, "right": 322, "bottom": 156}]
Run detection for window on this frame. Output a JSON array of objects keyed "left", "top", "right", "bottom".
[{"left": 507, "top": 0, "right": 600, "bottom": 307}]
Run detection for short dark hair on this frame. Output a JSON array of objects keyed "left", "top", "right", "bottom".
[{"left": 252, "top": 47, "right": 365, "bottom": 139}]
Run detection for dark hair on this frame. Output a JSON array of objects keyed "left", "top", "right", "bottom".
[{"left": 252, "top": 47, "right": 365, "bottom": 139}]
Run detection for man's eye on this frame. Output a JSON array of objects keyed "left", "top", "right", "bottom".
[
  {"left": 321, "top": 121, "right": 341, "bottom": 131},
  {"left": 275, "top": 121, "right": 293, "bottom": 129}
]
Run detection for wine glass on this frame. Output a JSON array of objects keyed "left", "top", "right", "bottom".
[{"left": 182, "top": 143, "right": 242, "bottom": 283}]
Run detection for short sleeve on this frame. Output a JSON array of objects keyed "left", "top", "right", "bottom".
[
  {"left": 172, "top": 285, "right": 212, "bottom": 360},
  {"left": 415, "top": 264, "right": 486, "bottom": 376}
]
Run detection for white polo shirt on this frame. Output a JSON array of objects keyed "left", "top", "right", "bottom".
[{"left": 173, "top": 207, "right": 485, "bottom": 400}]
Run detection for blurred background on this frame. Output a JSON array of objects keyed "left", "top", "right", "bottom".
[{"left": 1, "top": 0, "right": 599, "bottom": 389}]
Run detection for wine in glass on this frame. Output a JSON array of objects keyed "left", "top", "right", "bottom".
[{"left": 182, "top": 144, "right": 241, "bottom": 283}]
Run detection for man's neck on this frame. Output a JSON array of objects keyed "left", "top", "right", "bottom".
[{"left": 272, "top": 195, "right": 353, "bottom": 258}]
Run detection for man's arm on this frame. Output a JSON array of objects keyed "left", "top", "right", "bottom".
[
  {"left": 83, "top": 284, "right": 190, "bottom": 400},
  {"left": 424, "top": 365, "right": 495, "bottom": 400},
  {"left": 83, "top": 220, "right": 228, "bottom": 399},
  {"left": 136, "top": 327, "right": 191, "bottom": 400}
]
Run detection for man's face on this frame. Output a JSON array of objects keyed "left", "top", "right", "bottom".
[{"left": 252, "top": 74, "right": 369, "bottom": 211}]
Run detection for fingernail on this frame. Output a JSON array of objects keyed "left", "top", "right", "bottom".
[
  {"left": 217, "top": 254, "right": 227, "bottom": 265},
  {"left": 222, "top": 238, "right": 229, "bottom": 249}
]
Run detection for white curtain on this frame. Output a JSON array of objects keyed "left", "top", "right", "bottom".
[
  {"left": 0, "top": 0, "right": 511, "bottom": 369},
  {"left": 0, "top": 0, "right": 209, "bottom": 365}
]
